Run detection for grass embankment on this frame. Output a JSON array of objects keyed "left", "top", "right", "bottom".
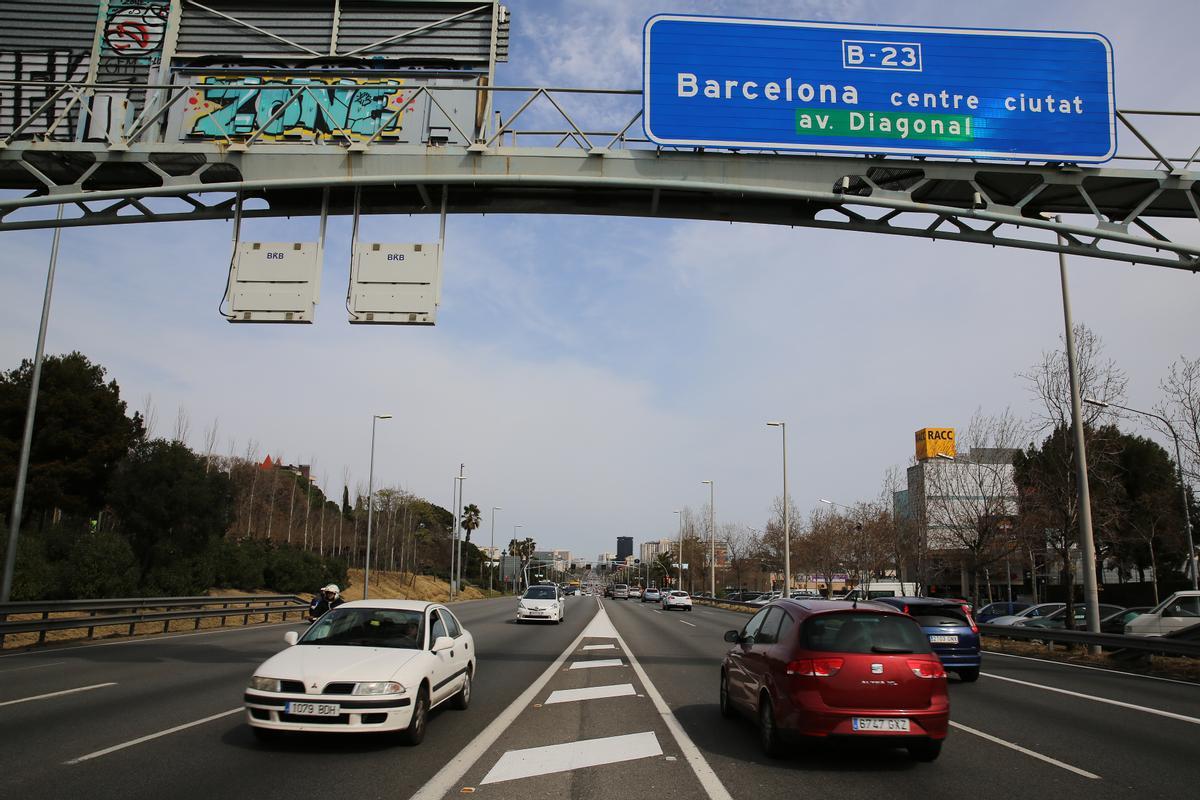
[
  {"left": 982, "top": 636, "right": 1199, "bottom": 682},
  {"left": 0, "top": 571, "right": 497, "bottom": 651}
]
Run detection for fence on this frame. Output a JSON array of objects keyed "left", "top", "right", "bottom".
[{"left": 0, "top": 594, "right": 309, "bottom": 648}]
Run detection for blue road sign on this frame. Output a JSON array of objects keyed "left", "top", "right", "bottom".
[{"left": 643, "top": 16, "right": 1116, "bottom": 162}]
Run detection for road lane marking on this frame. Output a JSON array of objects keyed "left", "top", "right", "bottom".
[
  {"left": 609, "top": 614, "right": 734, "bottom": 800},
  {"left": 66, "top": 708, "right": 242, "bottom": 764},
  {"left": 653, "top": 610, "right": 663, "bottom": 615},
  {"left": 408, "top": 603, "right": 603, "bottom": 800},
  {"left": 949, "top": 721, "right": 1100, "bottom": 779},
  {"left": 545, "top": 684, "right": 636, "bottom": 705},
  {"left": 481, "top": 731, "right": 662, "bottom": 784},
  {"left": 0, "top": 682, "right": 116, "bottom": 707},
  {"left": 678, "top": 619, "right": 696, "bottom": 627},
  {"left": 984, "top": 650, "right": 1200, "bottom": 687},
  {"left": 581, "top": 644, "right": 616, "bottom": 651},
  {"left": 0, "top": 661, "right": 66, "bottom": 674},
  {"left": 983, "top": 672, "right": 1200, "bottom": 725},
  {"left": 569, "top": 658, "right": 623, "bottom": 670}
]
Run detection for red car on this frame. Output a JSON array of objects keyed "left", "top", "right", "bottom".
[{"left": 720, "top": 599, "right": 949, "bottom": 761}]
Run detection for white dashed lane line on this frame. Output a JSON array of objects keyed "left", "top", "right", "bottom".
[
  {"left": 480, "top": 732, "right": 663, "bottom": 784},
  {"left": 0, "top": 682, "right": 116, "bottom": 708},
  {"left": 949, "top": 721, "right": 1100, "bottom": 780},
  {"left": 678, "top": 619, "right": 696, "bottom": 627},
  {"left": 983, "top": 672, "right": 1200, "bottom": 725}
]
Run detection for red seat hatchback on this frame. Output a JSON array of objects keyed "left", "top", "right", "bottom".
[{"left": 720, "top": 599, "right": 949, "bottom": 761}]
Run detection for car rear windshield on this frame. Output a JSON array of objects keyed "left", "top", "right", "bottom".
[
  {"left": 909, "top": 605, "right": 970, "bottom": 627},
  {"left": 802, "top": 612, "right": 932, "bottom": 654},
  {"left": 300, "top": 608, "right": 423, "bottom": 649},
  {"left": 524, "top": 587, "right": 557, "bottom": 599}
]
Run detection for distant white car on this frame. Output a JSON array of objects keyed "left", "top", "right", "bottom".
[
  {"left": 987, "top": 602, "right": 1065, "bottom": 626},
  {"left": 517, "top": 585, "right": 565, "bottom": 623},
  {"left": 662, "top": 590, "right": 693, "bottom": 611},
  {"left": 1125, "top": 591, "right": 1200, "bottom": 636},
  {"left": 244, "top": 600, "right": 474, "bottom": 745},
  {"left": 642, "top": 588, "right": 662, "bottom": 603}
]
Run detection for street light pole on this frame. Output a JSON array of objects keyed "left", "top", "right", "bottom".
[
  {"left": 450, "top": 469, "right": 465, "bottom": 600},
  {"left": 489, "top": 506, "right": 503, "bottom": 593},
  {"left": 702, "top": 480, "right": 715, "bottom": 597},
  {"left": 767, "top": 422, "right": 790, "bottom": 596},
  {"left": 1084, "top": 398, "right": 1197, "bottom": 590},
  {"left": 1054, "top": 220, "right": 1102, "bottom": 647},
  {"left": 2, "top": 205, "right": 65, "bottom": 604},
  {"left": 363, "top": 413, "right": 392, "bottom": 600},
  {"left": 674, "top": 510, "right": 682, "bottom": 589}
]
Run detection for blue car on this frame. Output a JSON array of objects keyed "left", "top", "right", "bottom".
[{"left": 875, "top": 597, "right": 981, "bottom": 682}]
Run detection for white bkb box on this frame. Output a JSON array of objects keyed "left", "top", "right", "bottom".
[
  {"left": 228, "top": 241, "right": 321, "bottom": 323},
  {"left": 349, "top": 242, "right": 441, "bottom": 325}
]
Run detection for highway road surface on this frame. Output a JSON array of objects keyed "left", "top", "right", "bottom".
[{"left": 2, "top": 595, "right": 1197, "bottom": 799}]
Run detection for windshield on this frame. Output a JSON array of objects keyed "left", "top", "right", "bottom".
[
  {"left": 802, "top": 612, "right": 933, "bottom": 654},
  {"left": 524, "top": 586, "right": 558, "bottom": 600},
  {"left": 299, "top": 607, "right": 423, "bottom": 649}
]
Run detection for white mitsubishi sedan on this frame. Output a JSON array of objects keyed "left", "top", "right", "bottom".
[
  {"left": 516, "top": 584, "right": 565, "bottom": 623},
  {"left": 244, "top": 600, "right": 474, "bottom": 745}
]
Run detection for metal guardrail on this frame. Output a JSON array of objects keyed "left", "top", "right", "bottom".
[{"left": 0, "top": 594, "right": 309, "bottom": 648}]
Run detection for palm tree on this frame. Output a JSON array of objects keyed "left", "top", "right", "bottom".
[
  {"left": 654, "top": 552, "right": 675, "bottom": 587},
  {"left": 461, "top": 504, "right": 482, "bottom": 542}
]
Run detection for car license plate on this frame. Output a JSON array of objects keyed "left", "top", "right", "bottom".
[
  {"left": 929, "top": 634, "right": 959, "bottom": 644},
  {"left": 284, "top": 702, "right": 340, "bottom": 716},
  {"left": 852, "top": 717, "right": 910, "bottom": 732}
]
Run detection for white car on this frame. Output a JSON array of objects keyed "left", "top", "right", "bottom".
[
  {"left": 662, "top": 590, "right": 693, "bottom": 611},
  {"left": 1125, "top": 591, "right": 1200, "bottom": 636},
  {"left": 987, "top": 602, "right": 1065, "bottom": 626},
  {"left": 516, "top": 585, "right": 565, "bottom": 623},
  {"left": 244, "top": 600, "right": 474, "bottom": 745}
]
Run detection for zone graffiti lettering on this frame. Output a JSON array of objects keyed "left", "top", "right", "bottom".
[{"left": 184, "top": 76, "right": 416, "bottom": 141}]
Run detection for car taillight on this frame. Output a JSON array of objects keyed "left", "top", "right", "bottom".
[
  {"left": 786, "top": 657, "right": 844, "bottom": 677},
  {"left": 962, "top": 604, "right": 979, "bottom": 634},
  {"left": 907, "top": 659, "right": 947, "bottom": 679}
]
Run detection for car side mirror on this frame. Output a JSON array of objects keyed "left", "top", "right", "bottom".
[
  {"left": 432, "top": 635, "right": 455, "bottom": 653},
  {"left": 723, "top": 630, "right": 740, "bottom": 644},
  {"left": 284, "top": 631, "right": 299, "bottom": 646}
]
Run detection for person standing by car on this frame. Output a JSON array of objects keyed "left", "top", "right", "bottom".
[{"left": 308, "top": 584, "right": 345, "bottom": 622}]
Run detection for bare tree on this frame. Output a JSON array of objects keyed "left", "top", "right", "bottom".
[
  {"left": 722, "top": 524, "right": 759, "bottom": 593},
  {"left": 1020, "top": 324, "right": 1127, "bottom": 433},
  {"left": 1156, "top": 354, "right": 1200, "bottom": 485},
  {"left": 140, "top": 393, "right": 158, "bottom": 439},
  {"left": 202, "top": 417, "right": 220, "bottom": 474},
  {"left": 172, "top": 404, "right": 191, "bottom": 444}
]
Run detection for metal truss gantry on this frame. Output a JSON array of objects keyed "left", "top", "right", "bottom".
[{"left": 2, "top": 81, "right": 1199, "bottom": 271}]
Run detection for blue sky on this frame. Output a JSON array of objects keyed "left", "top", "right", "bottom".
[{"left": 2, "top": 0, "right": 1199, "bottom": 563}]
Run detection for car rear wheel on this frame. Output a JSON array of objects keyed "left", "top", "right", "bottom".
[
  {"left": 400, "top": 686, "right": 430, "bottom": 746},
  {"left": 758, "top": 695, "right": 784, "bottom": 758},
  {"left": 907, "top": 739, "right": 942, "bottom": 762},
  {"left": 719, "top": 672, "right": 736, "bottom": 719},
  {"left": 957, "top": 667, "right": 980, "bottom": 683},
  {"left": 450, "top": 669, "right": 472, "bottom": 710}
]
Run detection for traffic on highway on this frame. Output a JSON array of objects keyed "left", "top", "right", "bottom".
[{"left": 2, "top": 592, "right": 1197, "bottom": 800}]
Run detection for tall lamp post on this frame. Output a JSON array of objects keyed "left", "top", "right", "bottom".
[
  {"left": 702, "top": 480, "right": 715, "bottom": 597},
  {"left": 450, "top": 471, "right": 465, "bottom": 599},
  {"left": 674, "top": 509, "right": 682, "bottom": 589},
  {"left": 489, "top": 506, "right": 503, "bottom": 593},
  {"left": 767, "top": 421, "right": 790, "bottom": 596},
  {"left": 1084, "top": 398, "right": 1197, "bottom": 590},
  {"left": 363, "top": 413, "right": 392, "bottom": 600}
]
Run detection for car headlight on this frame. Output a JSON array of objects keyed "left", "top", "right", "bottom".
[
  {"left": 353, "top": 681, "right": 406, "bottom": 696},
  {"left": 249, "top": 676, "right": 281, "bottom": 692}
]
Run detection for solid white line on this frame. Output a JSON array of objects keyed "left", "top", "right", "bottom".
[
  {"left": 678, "top": 619, "right": 696, "bottom": 627},
  {"left": 569, "top": 658, "right": 623, "bottom": 670},
  {"left": 0, "top": 660, "right": 66, "bottom": 674},
  {"left": 407, "top": 604, "right": 602, "bottom": 800},
  {"left": 983, "top": 672, "right": 1200, "bottom": 725},
  {"left": 949, "top": 721, "right": 1100, "bottom": 779},
  {"left": 66, "top": 708, "right": 243, "bottom": 764},
  {"left": 653, "top": 610, "right": 663, "bottom": 615},
  {"left": 0, "top": 620, "right": 302, "bottom": 659},
  {"left": 581, "top": 644, "right": 616, "bottom": 651},
  {"left": 0, "top": 682, "right": 116, "bottom": 708},
  {"left": 545, "top": 683, "right": 636, "bottom": 705},
  {"left": 610, "top": 615, "right": 734, "bottom": 800},
  {"left": 984, "top": 650, "right": 1200, "bottom": 687},
  {"left": 481, "top": 731, "right": 662, "bottom": 784}
]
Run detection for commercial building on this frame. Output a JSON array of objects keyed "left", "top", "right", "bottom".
[
  {"left": 639, "top": 538, "right": 675, "bottom": 564},
  {"left": 616, "top": 536, "right": 633, "bottom": 561}
]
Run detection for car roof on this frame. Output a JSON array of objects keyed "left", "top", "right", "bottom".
[
  {"left": 337, "top": 599, "right": 432, "bottom": 612},
  {"left": 875, "top": 596, "right": 964, "bottom": 607},
  {"left": 774, "top": 598, "right": 905, "bottom": 616}
]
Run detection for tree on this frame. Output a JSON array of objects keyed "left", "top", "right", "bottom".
[
  {"left": 0, "top": 352, "right": 144, "bottom": 525},
  {"left": 722, "top": 524, "right": 759, "bottom": 592},
  {"left": 1156, "top": 355, "right": 1200, "bottom": 485},
  {"left": 1019, "top": 324, "right": 1127, "bottom": 434},
  {"left": 507, "top": 537, "right": 537, "bottom": 590},
  {"left": 106, "top": 439, "right": 232, "bottom": 593}
]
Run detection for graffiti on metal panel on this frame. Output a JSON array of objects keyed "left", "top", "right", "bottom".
[
  {"left": 102, "top": 1, "right": 169, "bottom": 60},
  {"left": 185, "top": 76, "right": 417, "bottom": 141},
  {"left": 0, "top": 49, "right": 90, "bottom": 136}
]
